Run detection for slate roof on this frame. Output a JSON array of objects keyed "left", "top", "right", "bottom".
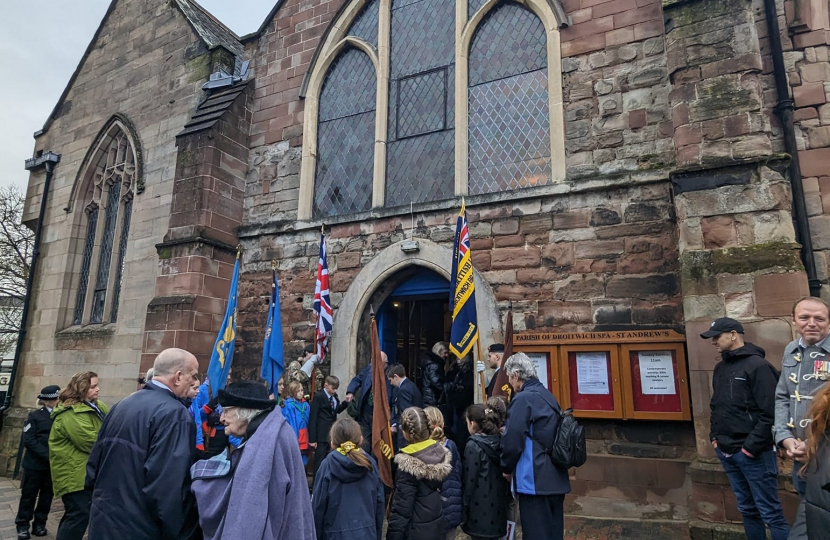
[
  {"left": 177, "top": 79, "right": 250, "bottom": 137},
  {"left": 173, "top": 0, "right": 244, "bottom": 57}
]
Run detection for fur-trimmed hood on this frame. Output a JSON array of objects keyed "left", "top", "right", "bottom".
[{"left": 394, "top": 440, "right": 452, "bottom": 483}]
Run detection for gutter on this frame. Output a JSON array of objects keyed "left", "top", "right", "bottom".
[
  {"left": 0, "top": 152, "right": 61, "bottom": 420},
  {"left": 762, "top": 0, "right": 822, "bottom": 297}
]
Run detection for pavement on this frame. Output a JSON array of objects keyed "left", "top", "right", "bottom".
[
  {"left": 0, "top": 474, "right": 691, "bottom": 540},
  {"left": 0, "top": 477, "right": 63, "bottom": 540}
]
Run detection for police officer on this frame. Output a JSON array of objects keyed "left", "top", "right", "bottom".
[{"left": 15, "top": 385, "right": 60, "bottom": 539}]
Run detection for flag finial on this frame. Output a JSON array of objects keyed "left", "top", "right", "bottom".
[
  {"left": 271, "top": 259, "right": 277, "bottom": 270},
  {"left": 369, "top": 304, "right": 375, "bottom": 318},
  {"left": 236, "top": 245, "right": 243, "bottom": 259},
  {"left": 321, "top": 223, "right": 325, "bottom": 234}
]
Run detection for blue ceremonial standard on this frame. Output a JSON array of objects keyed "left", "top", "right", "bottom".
[
  {"left": 206, "top": 253, "right": 240, "bottom": 398},
  {"left": 261, "top": 264, "right": 285, "bottom": 396}
]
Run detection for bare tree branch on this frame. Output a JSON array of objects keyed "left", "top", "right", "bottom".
[{"left": 0, "top": 186, "right": 32, "bottom": 355}]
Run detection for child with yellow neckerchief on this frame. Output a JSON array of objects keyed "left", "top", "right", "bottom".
[{"left": 311, "top": 418, "right": 384, "bottom": 540}]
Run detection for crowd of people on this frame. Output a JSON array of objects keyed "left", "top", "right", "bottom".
[
  {"left": 705, "top": 296, "right": 830, "bottom": 540},
  {"left": 10, "top": 295, "right": 830, "bottom": 540}
]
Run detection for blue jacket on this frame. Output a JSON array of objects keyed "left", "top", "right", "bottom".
[
  {"left": 312, "top": 450, "right": 385, "bottom": 540},
  {"left": 501, "top": 378, "right": 571, "bottom": 496},
  {"left": 283, "top": 397, "right": 310, "bottom": 465},
  {"left": 440, "top": 438, "right": 463, "bottom": 531}
]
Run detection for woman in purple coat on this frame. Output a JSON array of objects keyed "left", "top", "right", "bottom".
[{"left": 190, "top": 381, "right": 315, "bottom": 540}]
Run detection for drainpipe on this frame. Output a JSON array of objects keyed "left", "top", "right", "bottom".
[
  {"left": 762, "top": 0, "right": 822, "bottom": 297},
  {"left": 0, "top": 151, "right": 61, "bottom": 422}
]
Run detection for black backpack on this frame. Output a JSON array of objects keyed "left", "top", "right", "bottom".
[
  {"left": 550, "top": 407, "right": 587, "bottom": 469},
  {"left": 530, "top": 403, "right": 587, "bottom": 470}
]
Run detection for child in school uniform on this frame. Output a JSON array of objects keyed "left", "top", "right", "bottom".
[
  {"left": 283, "top": 380, "right": 311, "bottom": 465},
  {"left": 425, "top": 406, "right": 463, "bottom": 540},
  {"left": 311, "top": 418, "right": 385, "bottom": 540},
  {"left": 387, "top": 407, "right": 452, "bottom": 540},
  {"left": 309, "top": 376, "right": 349, "bottom": 477},
  {"left": 462, "top": 400, "right": 510, "bottom": 540}
]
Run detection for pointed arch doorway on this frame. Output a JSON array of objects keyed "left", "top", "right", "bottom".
[
  {"left": 328, "top": 239, "right": 500, "bottom": 392},
  {"left": 377, "top": 269, "right": 451, "bottom": 388}
]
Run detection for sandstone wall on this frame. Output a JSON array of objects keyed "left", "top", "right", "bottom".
[{"left": 7, "top": 0, "right": 214, "bottom": 465}]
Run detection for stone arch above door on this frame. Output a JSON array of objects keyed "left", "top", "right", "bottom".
[{"left": 330, "top": 238, "right": 500, "bottom": 385}]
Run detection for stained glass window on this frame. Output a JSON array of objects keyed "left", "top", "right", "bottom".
[
  {"left": 73, "top": 125, "right": 136, "bottom": 325},
  {"left": 73, "top": 206, "right": 98, "bottom": 325},
  {"left": 314, "top": 47, "right": 376, "bottom": 218},
  {"left": 386, "top": 0, "right": 455, "bottom": 207},
  {"left": 347, "top": 0, "right": 380, "bottom": 47},
  {"left": 110, "top": 196, "right": 132, "bottom": 323},
  {"left": 469, "top": 0, "right": 488, "bottom": 19},
  {"left": 310, "top": 0, "right": 558, "bottom": 213},
  {"left": 468, "top": 2, "right": 551, "bottom": 195}
]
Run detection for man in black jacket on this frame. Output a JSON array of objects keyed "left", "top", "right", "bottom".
[
  {"left": 420, "top": 342, "right": 448, "bottom": 407},
  {"left": 85, "top": 348, "right": 202, "bottom": 540},
  {"left": 388, "top": 364, "right": 423, "bottom": 450},
  {"left": 15, "top": 385, "right": 59, "bottom": 539},
  {"left": 703, "top": 317, "right": 790, "bottom": 540},
  {"left": 309, "top": 375, "right": 348, "bottom": 476}
]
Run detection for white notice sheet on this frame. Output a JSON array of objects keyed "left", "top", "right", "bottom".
[
  {"left": 638, "top": 351, "right": 676, "bottom": 395},
  {"left": 575, "top": 352, "right": 609, "bottom": 395},
  {"left": 525, "top": 353, "right": 549, "bottom": 390}
]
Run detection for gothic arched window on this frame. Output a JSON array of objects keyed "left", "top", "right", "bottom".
[
  {"left": 72, "top": 123, "right": 137, "bottom": 325},
  {"left": 468, "top": 2, "right": 550, "bottom": 194},
  {"left": 298, "top": 0, "right": 565, "bottom": 220},
  {"left": 314, "top": 47, "right": 377, "bottom": 219}
]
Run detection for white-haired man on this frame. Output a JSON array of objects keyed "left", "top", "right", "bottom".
[{"left": 501, "top": 352, "right": 571, "bottom": 540}]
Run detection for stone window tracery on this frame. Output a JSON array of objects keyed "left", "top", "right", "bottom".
[
  {"left": 72, "top": 125, "right": 136, "bottom": 326},
  {"left": 299, "top": 0, "right": 565, "bottom": 220}
]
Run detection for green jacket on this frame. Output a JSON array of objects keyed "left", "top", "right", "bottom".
[{"left": 49, "top": 400, "right": 108, "bottom": 498}]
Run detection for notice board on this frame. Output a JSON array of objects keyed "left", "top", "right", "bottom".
[{"left": 513, "top": 330, "right": 690, "bottom": 421}]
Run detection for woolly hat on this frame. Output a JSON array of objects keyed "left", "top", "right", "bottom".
[
  {"left": 38, "top": 385, "right": 60, "bottom": 400},
  {"left": 218, "top": 381, "right": 276, "bottom": 410}
]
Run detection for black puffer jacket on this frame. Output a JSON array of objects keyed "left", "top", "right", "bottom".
[
  {"left": 806, "top": 432, "right": 830, "bottom": 539},
  {"left": 462, "top": 434, "right": 509, "bottom": 539},
  {"left": 387, "top": 440, "right": 452, "bottom": 540},
  {"left": 421, "top": 352, "right": 446, "bottom": 407},
  {"left": 709, "top": 343, "right": 780, "bottom": 456}
]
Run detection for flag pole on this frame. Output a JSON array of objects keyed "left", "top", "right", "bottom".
[{"left": 476, "top": 338, "right": 486, "bottom": 404}]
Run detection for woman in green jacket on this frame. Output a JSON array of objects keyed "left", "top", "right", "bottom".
[{"left": 49, "top": 372, "right": 107, "bottom": 540}]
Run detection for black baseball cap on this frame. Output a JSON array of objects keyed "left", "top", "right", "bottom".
[{"left": 700, "top": 317, "right": 745, "bottom": 338}]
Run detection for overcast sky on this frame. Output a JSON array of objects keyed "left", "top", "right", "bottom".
[{"left": 0, "top": 0, "right": 275, "bottom": 192}]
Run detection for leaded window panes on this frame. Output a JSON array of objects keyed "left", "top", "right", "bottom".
[
  {"left": 73, "top": 126, "right": 136, "bottom": 326},
  {"left": 73, "top": 206, "right": 98, "bottom": 325},
  {"left": 468, "top": 0, "right": 488, "bottom": 19},
  {"left": 347, "top": 0, "right": 380, "bottom": 47},
  {"left": 386, "top": 0, "right": 455, "bottom": 207},
  {"left": 91, "top": 180, "right": 122, "bottom": 324},
  {"left": 110, "top": 195, "right": 133, "bottom": 323},
  {"left": 468, "top": 2, "right": 551, "bottom": 195},
  {"left": 309, "top": 0, "right": 561, "bottom": 216},
  {"left": 314, "top": 47, "right": 376, "bottom": 218}
]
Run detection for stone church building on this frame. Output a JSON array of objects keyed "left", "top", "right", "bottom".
[{"left": 6, "top": 0, "right": 830, "bottom": 535}]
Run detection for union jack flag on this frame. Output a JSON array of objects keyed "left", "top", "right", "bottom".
[{"left": 314, "top": 234, "right": 333, "bottom": 360}]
